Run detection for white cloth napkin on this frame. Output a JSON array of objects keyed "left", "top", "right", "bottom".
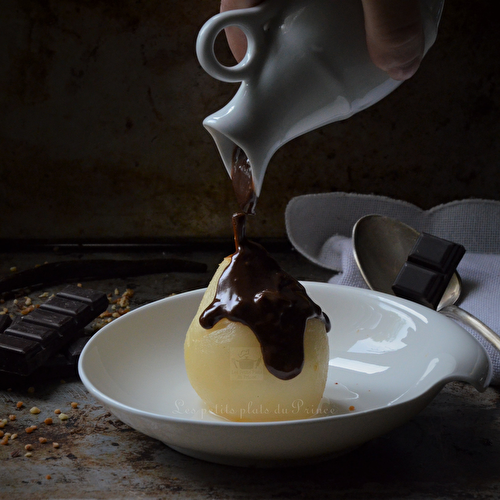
[{"left": 286, "top": 193, "right": 500, "bottom": 385}]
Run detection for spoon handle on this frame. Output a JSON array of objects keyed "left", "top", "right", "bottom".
[{"left": 440, "top": 304, "right": 500, "bottom": 352}]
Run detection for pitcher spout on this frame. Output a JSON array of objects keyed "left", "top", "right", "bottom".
[{"left": 203, "top": 106, "right": 278, "bottom": 198}]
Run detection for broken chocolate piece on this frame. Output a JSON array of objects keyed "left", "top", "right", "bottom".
[
  {"left": 34, "top": 335, "right": 91, "bottom": 380},
  {"left": 408, "top": 233, "right": 466, "bottom": 274},
  {"left": 65, "top": 336, "right": 91, "bottom": 363},
  {"left": 392, "top": 232, "right": 466, "bottom": 310},
  {"left": 37, "top": 352, "right": 79, "bottom": 379},
  {"left": 392, "top": 262, "right": 446, "bottom": 310}
]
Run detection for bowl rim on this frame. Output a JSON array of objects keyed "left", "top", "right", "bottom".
[{"left": 78, "top": 282, "right": 492, "bottom": 429}]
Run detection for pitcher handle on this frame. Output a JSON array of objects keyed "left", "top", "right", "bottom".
[{"left": 196, "top": 5, "right": 271, "bottom": 83}]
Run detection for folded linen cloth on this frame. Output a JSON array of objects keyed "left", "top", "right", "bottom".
[{"left": 286, "top": 193, "right": 500, "bottom": 385}]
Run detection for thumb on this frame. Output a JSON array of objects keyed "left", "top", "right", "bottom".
[{"left": 361, "top": 0, "right": 425, "bottom": 81}]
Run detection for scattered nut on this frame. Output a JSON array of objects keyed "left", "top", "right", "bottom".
[
  {"left": 0, "top": 436, "right": 8, "bottom": 446},
  {"left": 16, "top": 401, "right": 24, "bottom": 409},
  {"left": 52, "top": 442, "right": 60, "bottom": 449},
  {"left": 30, "top": 407, "right": 41, "bottom": 414},
  {"left": 10, "top": 433, "right": 18, "bottom": 440},
  {"left": 8, "top": 415, "right": 16, "bottom": 421},
  {"left": 44, "top": 418, "right": 53, "bottom": 425},
  {"left": 25, "top": 452, "right": 33, "bottom": 457},
  {"left": 21, "top": 305, "right": 35, "bottom": 315},
  {"left": 25, "top": 444, "right": 33, "bottom": 451},
  {"left": 46, "top": 475, "right": 51, "bottom": 480},
  {"left": 70, "top": 402, "right": 78, "bottom": 409},
  {"left": 54, "top": 409, "right": 61, "bottom": 415},
  {"left": 0, "top": 431, "right": 3, "bottom": 438},
  {"left": 58, "top": 413, "right": 69, "bottom": 421},
  {"left": 39, "top": 437, "right": 47, "bottom": 444}
]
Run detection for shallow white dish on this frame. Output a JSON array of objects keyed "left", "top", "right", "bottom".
[{"left": 79, "top": 282, "right": 491, "bottom": 467}]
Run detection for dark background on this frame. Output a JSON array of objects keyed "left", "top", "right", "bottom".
[{"left": 1, "top": 0, "right": 498, "bottom": 242}]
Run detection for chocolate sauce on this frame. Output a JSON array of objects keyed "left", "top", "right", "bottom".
[
  {"left": 199, "top": 213, "right": 330, "bottom": 380},
  {"left": 231, "top": 147, "right": 257, "bottom": 215}
]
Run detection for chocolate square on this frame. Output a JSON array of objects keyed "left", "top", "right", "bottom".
[
  {"left": 392, "top": 262, "right": 445, "bottom": 310},
  {"left": 408, "top": 233, "right": 465, "bottom": 274}
]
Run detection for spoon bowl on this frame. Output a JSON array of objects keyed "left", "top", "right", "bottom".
[{"left": 352, "top": 214, "right": 500, "bottom": 353}]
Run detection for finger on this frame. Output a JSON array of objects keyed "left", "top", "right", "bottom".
[
  {"left": 220, "top": 0, "right": 261, "bottom": 11},
  {"left": 220, "top": 0, "right": 262, "bottom": 62},
  {"left": 361, "top": 0, "right": 425, "bottom": 81}
]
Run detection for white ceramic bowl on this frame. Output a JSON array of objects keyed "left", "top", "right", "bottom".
[{"left": 79, "top": 283, "right": 491, "bottom": 467}]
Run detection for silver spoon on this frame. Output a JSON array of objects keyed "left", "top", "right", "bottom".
[{"left": 352, "top": 214, "right": 500, "bottom": 352}]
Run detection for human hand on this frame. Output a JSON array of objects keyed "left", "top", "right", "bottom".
[
  {"left": 220, "top": 0, "right": 262, "bottom": 63},
  {"left": 220, "top": 0, "right": 425, "bottom": 81}
]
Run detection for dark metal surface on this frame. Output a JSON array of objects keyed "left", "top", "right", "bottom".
[{"left": 1, "top": 246, "right": 499, "bottom": 499}]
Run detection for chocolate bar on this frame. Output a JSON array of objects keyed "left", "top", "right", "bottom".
[
  {"left": 392, "top": 233, "right": 465, "bottom": 310},
  {"left": 0, "top": 285, "right": 108, "bottom": 376}
]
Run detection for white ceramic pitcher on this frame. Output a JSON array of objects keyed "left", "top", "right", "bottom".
[{"left": 197, "top": 0, "right": 444, "bottom": 196}]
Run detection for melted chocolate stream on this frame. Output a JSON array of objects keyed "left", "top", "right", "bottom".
[
  {"left": 200, "top": 213, "right": 330, "bottom": 380},
  {"left": 200, "top": 147, "right": 329, "bottom": 379},
  {"left": 230, "top": 147, "right": 257, "bottom": 215}
]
